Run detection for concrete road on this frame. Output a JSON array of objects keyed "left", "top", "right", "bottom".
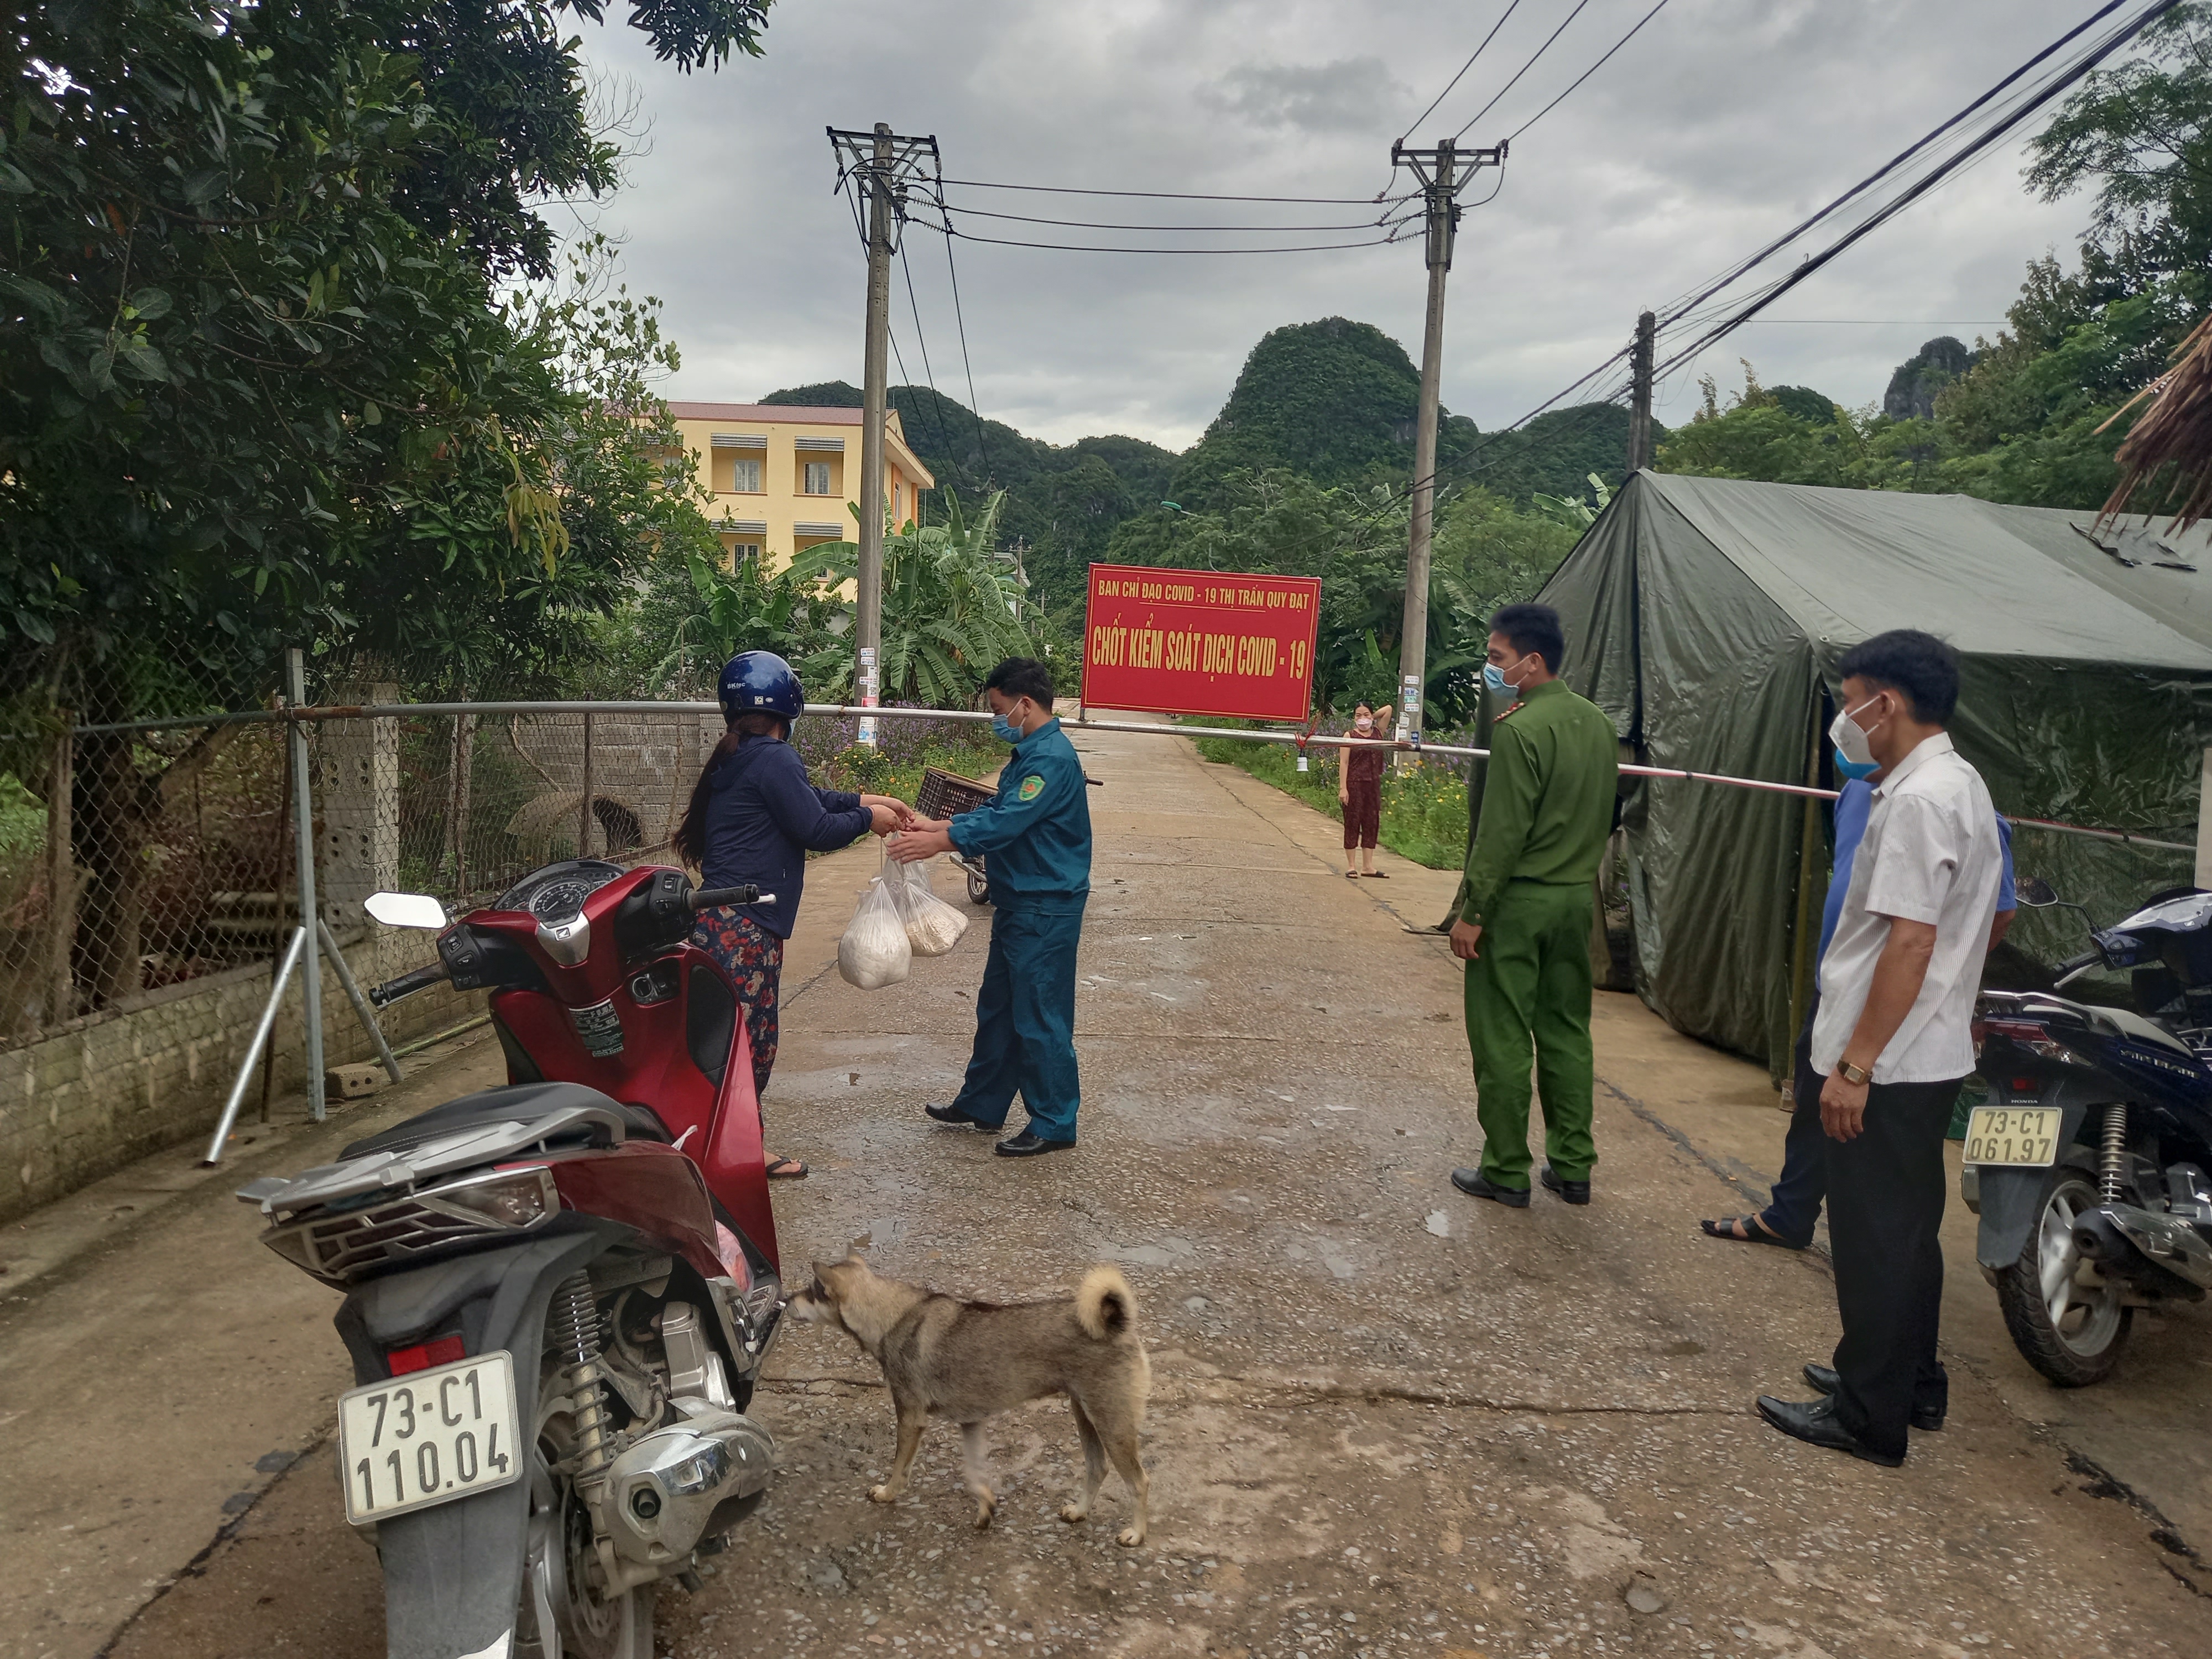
[{"left": 6, "top": 717, "right": 2209, "bottom": 1659}]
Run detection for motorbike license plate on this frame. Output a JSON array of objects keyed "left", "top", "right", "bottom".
[
  {"left": 1962, "top": 1105, "right": 2062, "bottom": 1168},
  {"left": 337, "top": 1350, "right": 522, "bottom": 1524}
]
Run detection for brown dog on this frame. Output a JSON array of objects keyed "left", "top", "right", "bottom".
[{"left": 787, "top": 1255, "right": 1152, "bottom": 1545}]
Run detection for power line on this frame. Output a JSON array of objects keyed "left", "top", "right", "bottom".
[
  {"left": 938, "top": 201, "right": 1400, "bottom": 233},
  {"left": 896, "top": 237, "right": 958, "bottom": 475},
  {"left": 917, "top": 220, "right": 1405, "bottom": 256},
  {"left": 1506, "top": 0, "right": 1678, "bottom": 143},
  {"left": 1397, "top": 0, "right": 1530, "bottom": 145},
  {"left": 937, "top": 216, "right": 993, "bottom": 485},
  {"left": 1651, "top": 0, "right": 2183, "bottom": 380},
  {"left": 1454, "top": 0, "right": 1599, "bottom": 142},
  {"left": 940, "top": 176, "right": 1412, "bottom": 206},
  {"left": 1651, "top": 0, "right": 2157, "bottom": 334}
]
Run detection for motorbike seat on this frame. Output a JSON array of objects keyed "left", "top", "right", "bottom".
[{"left": 342, "top": 1082, "right": 671, "bottom": 1161}]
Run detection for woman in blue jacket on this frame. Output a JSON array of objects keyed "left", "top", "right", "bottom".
[{"left": 673, "top": 651, "right": 910, "bottom": 1178}]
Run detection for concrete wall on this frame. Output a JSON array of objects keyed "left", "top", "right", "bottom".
[{"left": 0, "top": 926, "right": 482, "bottom": 1224}]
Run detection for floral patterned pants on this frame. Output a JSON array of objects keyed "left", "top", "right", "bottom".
[{"left": 691, "top": 910, "right": 784, "bottom": 1102}]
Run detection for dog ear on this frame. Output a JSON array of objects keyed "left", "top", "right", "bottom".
[{"left": 809, "top": 1260, "right": 838, "bottom": 1284}]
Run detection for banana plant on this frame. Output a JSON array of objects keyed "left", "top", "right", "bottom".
[{"left": 785, "top": 489, "right": 1045, "bottom": 706}]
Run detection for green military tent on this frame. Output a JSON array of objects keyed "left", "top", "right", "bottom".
[{"left": 1537, "top": 469, "right": 2212, "bottom": 1078}]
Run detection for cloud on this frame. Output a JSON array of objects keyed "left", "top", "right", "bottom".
[
  {"left": 1198, "top": 59, "right": 1409, "bottom": 134},
  {"left": 570, "top": 0, "right": 2111, "bottom": 449}
]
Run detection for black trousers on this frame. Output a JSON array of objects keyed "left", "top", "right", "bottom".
[{"left": 1825, "top": 1072, "right": 1963, "bottom": 1460}]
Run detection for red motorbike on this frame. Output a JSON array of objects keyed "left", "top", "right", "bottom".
[{"left": 237, "top": 858, "right": 785, "bottom": 1659}]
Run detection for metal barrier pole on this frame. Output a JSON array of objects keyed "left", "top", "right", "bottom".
[
  {"left": 288, "top": 649, "right": 327, "bottom": 1121},
  {"left": 202, "top": 925, "right": 310, "bottom": 1165},
  {"left": 318, "top": 918, "right": 404, "bottom": 1084}
]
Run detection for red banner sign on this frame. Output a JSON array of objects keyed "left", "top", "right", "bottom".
[{"left": 1080, "top": 563, "right": 1322, "bottom": 722}]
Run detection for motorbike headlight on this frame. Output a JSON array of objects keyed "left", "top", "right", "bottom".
[{"left": 419, "top": 1166, "right": 558, "bottom": 1230}]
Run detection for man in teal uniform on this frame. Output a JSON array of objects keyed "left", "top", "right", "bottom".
[
  {"left": 1448, "top": 604, "right": 1619, "bottom": 1208},
  {"left": 889, "top": 658, "right": 1093, "bottom": 1157}
]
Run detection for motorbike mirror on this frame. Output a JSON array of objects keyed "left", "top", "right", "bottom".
[
  {"left": 2017, "top": 877, "right": 2059, "bottom": 907},
  {"left": 366, "top": 891, "right": 450, "bottom": 930}
]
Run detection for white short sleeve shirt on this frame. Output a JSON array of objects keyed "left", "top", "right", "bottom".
[{"left": 1811, "top": 732, "right": 2003, "bottom": 1085}]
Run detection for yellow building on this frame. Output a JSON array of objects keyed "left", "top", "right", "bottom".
[{"left": 664, "top": 401, "right": 936, "bottom": 568}]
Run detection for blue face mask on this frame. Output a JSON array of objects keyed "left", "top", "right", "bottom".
[
  {"left": 991, "top": 712, "right": 1024, "bottom": 744},
  {"left": 1484, "top": 651, "right": 1530, "bottom": 695},
  {"left": 1833, "top": 747, "right": 1881, "bottom": 781}
]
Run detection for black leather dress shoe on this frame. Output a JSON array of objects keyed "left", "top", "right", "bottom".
[
  {"left": 1755, "top": 1394, "right": 1905, "bottom": 1467},
  {"left": 1450, "top": 1168, "right": 1531, "bottom": 1208},
  {"left": 925, "top": 1103, "right": 998, "bottom": 1130},
  {"left": 1540, "top": 1165, "right": 1591, "bottom": 1205},
  {"left": 995, "top": 1130, "right": 1076, "bottom": 1157},
  {"left": 1802, "top": 1363, "right": 1945, "bottom": 1431}
]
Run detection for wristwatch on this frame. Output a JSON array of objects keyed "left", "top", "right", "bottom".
[{"left": 1837, "top": 1059, "right": 1872, "bottom": 1086}]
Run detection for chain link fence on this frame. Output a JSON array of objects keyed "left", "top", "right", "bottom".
[{"left": 0, "top": 692, "right": 1009, "bottom": 1050}]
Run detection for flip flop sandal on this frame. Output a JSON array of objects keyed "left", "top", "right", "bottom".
[
  {"left": 1344, "top": 869, "right": 1360, "bottom": 879},
  {"left": 1363, "top": 870, "right": 1390, "bottom": 878},
  {"left": 1699, "top": 1214, "right": 1803, "bottom": 1249},
  {"left": 765, "top": 1156, "right": 811, "bottom": 1181}
]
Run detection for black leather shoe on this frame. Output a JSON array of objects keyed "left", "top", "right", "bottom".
[
  {"left": 1540, "top": 1165, "right": 1591, "bottom": 1205},
  {"left": 1755, "top": 1394, "right": 1904, "bottom": 1467},
  {"left": 925, "top": 1103, "right": 998, "bottom": 1130},
  {"left": 995, "top": 1130, "right": 1076, "bottom": 1157},
  {"left": 1802, "top": 1363, "right": 1945, "bottom": 1432},
  {"left": 1450, "top": 1168, "right": 1531, "bottom": 1208}
]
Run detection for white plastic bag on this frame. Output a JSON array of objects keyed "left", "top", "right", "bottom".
[
  {"left": 838, "top": 876, "right": 912, "bottom": 990},
  {"left": 898, "top": 857, "right": 970, "bottom": 957}
]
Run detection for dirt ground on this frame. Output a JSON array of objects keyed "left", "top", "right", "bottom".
[{"left": 6, "top": 717, "right": 2209, "bottom": 1659}]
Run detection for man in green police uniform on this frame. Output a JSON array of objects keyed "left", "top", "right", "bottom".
[
  {"left": 1448, "top": 603, "right": 1618, "bottom": 1209},
  {"left": 888, "top": 658, "right": 1092, "bottom": 1157}
]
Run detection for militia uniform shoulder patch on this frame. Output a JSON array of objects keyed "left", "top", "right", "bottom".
[{"left": 1018, "top": 774, "right": 1046, "bottom": 801}]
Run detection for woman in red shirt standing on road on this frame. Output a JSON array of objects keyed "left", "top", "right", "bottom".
[{"left": 1339, "top": 703, "right": 1390, "bottom": 879}]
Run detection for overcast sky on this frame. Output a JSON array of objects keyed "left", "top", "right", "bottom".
[{"left": 572, "top": 0, "right": 2116, "bottom": 451}]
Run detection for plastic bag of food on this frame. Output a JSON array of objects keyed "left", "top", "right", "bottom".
[
  {"left": 898, "top": 857, "right": 970, "bottom": 957},
  {"left": 838, "top": 876, "right": 912, "bottom": 990}
]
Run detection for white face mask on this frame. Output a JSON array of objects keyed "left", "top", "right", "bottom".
[
  {"left": 1354, "top": 716, "right": 1374, "bottom": 733},
  {"left": 1828, "top": 694, "right": 1885, "bottom": 770}
]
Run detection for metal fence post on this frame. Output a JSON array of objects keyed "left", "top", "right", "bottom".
[
  {"left": 45, "top": 719, "right": 74, "bottom": 1024},
  {"left": 579, "top": 707, "right": 596, "bottom": 857},
  {"left": 288, "top": 649, "right": 327, "bottom": 1121}
]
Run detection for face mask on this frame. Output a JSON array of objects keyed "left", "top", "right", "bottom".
[
  {"left": 1354, "top": 716, "right": 1374, "bottom": 733},
  {"left": 1828, "top": 695, "right": 1884, "bottom": 772},
  {"left": 991, "top": 709, "right": 1024, "bottom": 743},
  {"left": 1833, "top": 747, "right": 1881, "bottom": 781},
  {"left": 1484, "top": 652, "right": 1530, "bottom": 696}
]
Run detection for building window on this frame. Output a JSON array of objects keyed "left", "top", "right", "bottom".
[
  {"left": 893, "top": 483, "right": 903, "bottom": 524},
  {"left": 803, "top": 461, "right": 832, "bottom": 495},
  {"left": 727, "top": 541, "right": 761, "bottom": 566},
  {"left": 729, "top": 456, "right": 761, "bottom": 493}
]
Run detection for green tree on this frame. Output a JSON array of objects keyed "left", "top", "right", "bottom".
[{"left": 1, "top": 0, "right": 774, "bottom": 1004}]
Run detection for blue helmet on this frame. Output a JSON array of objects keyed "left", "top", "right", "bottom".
[{"left": 717, "top": 650, "right": 804, "bottom": 723}]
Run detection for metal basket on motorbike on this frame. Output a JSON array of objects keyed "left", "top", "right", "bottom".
[
  {"left": 915, "top": 765, "right": 994, "bottom": 820},
  {"left": 915, "top": 767, "right": 996, "bottom": 905}
]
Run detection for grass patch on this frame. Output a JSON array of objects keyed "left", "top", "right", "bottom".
[{"left": 1190, "top": 724, "right": 1469, "bottom": 870}]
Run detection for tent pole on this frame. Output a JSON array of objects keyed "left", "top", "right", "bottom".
[{"left": 1784, "top": 697, "right": 1827, "bottom": 1088}]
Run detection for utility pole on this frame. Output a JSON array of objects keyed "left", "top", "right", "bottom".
[
  {"left": 1627, "top": 310, "right": 1656, "bottom": 471},
  {"left": 828, "top": 123, "right": 940, "bottom": 743},
  {"left": 1391, "top": 136, "right": 1504, "bottom": 759}
]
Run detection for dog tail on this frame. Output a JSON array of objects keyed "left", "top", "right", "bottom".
[{"left": 1074, "top": 1265, "right": 1139, "bottom": 1340}]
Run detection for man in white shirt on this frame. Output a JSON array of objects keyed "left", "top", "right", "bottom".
[{"left": 1757, "top": 630, "right": 2002, "bottom": 1468}]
